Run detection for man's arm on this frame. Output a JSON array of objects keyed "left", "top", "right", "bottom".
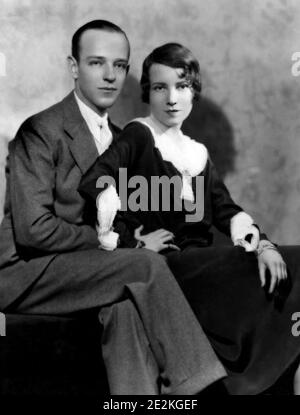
[{"left": 10, "top": 119, "right": 99, "bottom": 254}]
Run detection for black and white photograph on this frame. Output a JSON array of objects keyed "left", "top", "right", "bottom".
[{"left": 1, "top": 0, "right": 300, "bottom": 406}]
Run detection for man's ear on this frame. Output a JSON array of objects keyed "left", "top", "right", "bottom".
[{"left": 68, "top": 55, "right": 79, "bottom": 80}]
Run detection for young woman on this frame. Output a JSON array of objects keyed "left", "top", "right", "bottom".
[{"left": 79, "top": 43, "right": 300, "bottom": 394}]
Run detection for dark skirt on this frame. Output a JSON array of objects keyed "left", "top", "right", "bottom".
[{"left": 166, "top": 245, "right": 300, "bottom": 394}]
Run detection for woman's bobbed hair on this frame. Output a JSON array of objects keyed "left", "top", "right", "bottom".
[{"left": 140, "top": 43, "right": 201, "bottom": 103}]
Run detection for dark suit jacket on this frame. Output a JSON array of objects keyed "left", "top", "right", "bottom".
[{"left": 0, "top": 92, "right": 120, "bottom": 310}]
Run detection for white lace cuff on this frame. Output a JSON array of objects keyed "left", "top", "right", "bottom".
[
  {"left": 96, "top": 185, "right": 121, "bottom": 234},
  {"left": 230, "top": 211, "right": 259, "bottom": 252},
  {"left": 98, "top": 230, "right": 119, "bottom": 251}
]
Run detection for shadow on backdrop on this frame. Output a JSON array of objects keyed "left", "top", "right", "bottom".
[
  {"left": 183, "top": 96, "right": 236, "bottom": 179},
  {"left": 183, "top": 97, "right": 237, "bottom": 246}
]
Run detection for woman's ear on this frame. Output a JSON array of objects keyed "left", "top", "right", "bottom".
[{"left": 67, "top": 55, "right": 79, "bottom": 80}]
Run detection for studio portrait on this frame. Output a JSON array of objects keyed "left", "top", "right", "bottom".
[{"left": 1, "top": 0, "right": 300, "bottom": 404}]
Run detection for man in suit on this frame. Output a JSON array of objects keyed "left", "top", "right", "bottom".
[{"left": 0, "top": 20, "right": 226, "bottom": 394}]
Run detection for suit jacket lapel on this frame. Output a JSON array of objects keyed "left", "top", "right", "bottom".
[
  {"left": 62, "top": 92, "right": 100, "bottom": 175},
  {"left": 62, "top": 92, "right": 122, "bottom": 174}
]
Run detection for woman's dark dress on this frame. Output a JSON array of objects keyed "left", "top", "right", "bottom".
[{"left": 79, "top": 121, "right": 300, "bottom": 394}]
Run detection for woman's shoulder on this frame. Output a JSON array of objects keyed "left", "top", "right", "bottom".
[
  {"left": 121, "top": 119, "right": 155, "bottom": 146},
  {"left": 125, "top": 118, "right": 153, "bottom": 132}
]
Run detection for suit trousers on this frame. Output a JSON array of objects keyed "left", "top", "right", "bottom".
[{"left": 8, "top": 248, "right": 225, "bottom": 394}]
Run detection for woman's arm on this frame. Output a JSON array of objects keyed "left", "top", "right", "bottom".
[
  {"left": 207, "top": 159, "right": 260, "bottom": 250},
  {"left": 79, "top": 122, "right": 152, "bottom": 202},
  {"left": 79, "top": 122, "right": 158, "bottom": 250},
  {"left": 208, "top": 159, "right": 243, "bottom": 234},
  {"left": 207, "top": 159, "right": 287, "bottom": 290}
]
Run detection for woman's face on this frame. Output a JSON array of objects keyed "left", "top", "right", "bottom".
[{"left": 149, "top": 63, "right": 194, "bottom": 129}]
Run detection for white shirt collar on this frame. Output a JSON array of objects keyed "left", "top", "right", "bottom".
[
  {"left": 74, "top": 91, "right": 113, "bottom": 155},
  {"left": 74, "top": 91, "right": 108, "bottom": 124}
]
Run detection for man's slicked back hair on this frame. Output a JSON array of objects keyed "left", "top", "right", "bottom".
[{"left": 71, "top": 19, "right": 130, "bottom": 61}]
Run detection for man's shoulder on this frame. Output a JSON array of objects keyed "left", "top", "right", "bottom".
[
  {"left": 20, "top": 92, "right": 74, "bottom": 132},
  {"left": 122, "top": 121, "right": 154, "bottom": 144}
]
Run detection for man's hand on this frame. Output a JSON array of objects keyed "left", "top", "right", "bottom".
[
  {"left": 134, "top": 226, "right": 180, "bottom": 252},
  {"left": 258, "top": 249, "right": 288, "bottom": 293}
]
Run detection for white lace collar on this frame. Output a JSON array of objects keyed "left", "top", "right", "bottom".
[{"left": 131, "top": 115, "right": 208, "bottom": 177}]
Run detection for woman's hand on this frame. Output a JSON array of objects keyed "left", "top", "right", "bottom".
[
  {"left": 258, "top": 249, "right": 288, "bottom": 293},
  {"left": 134, "top": 225, "right": 180, "bottom": 252}
]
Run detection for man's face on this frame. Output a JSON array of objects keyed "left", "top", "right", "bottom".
[{"left": 70, "top": 29, "right": 129, "bottom": 115}]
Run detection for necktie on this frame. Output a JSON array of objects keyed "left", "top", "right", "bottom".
[{"left": 96, "top": 116, "right": 113, "bottom": 155}]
